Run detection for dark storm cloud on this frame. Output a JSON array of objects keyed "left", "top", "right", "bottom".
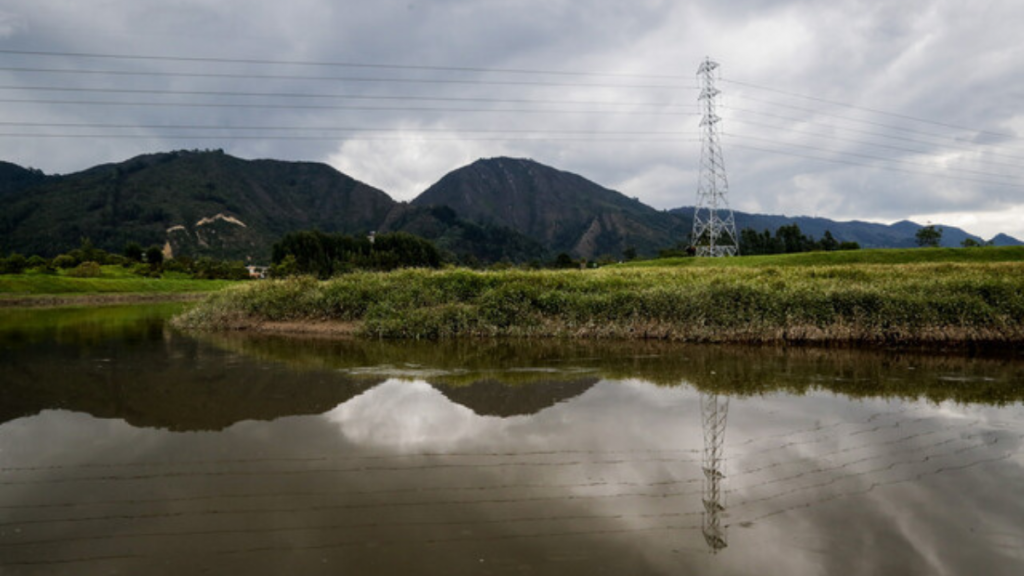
[{"left": 0, "top": 0, "right": 1021, "bottom": 239}]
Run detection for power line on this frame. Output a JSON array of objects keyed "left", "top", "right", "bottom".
[
  {"left": 730, "top": 117, "right": 1024, "bottom": 172},
  {"left": 727, "top": 106, "right": 1024, "bottom": 165},
  {"left": 0, "top": 97, "right": 696, "bottom": 116},
  {"left": 0, "top": 121, "right": 691, "bottom": 136},
  {"left": 0, "top": 133, "right": 694, "bottom": 143},
  {"left": 0, "top": 66, "right": 695, "bottom": 91},
  {"left": 0, "top": 85, "right": 694, "bottom": 109},
  {"left": 727, "top": 139, "right": 1024, "bottom": 189},
  {"left": 0, "top": 121, "right": 688, "bottom": 134},
  {"left": 0, "top": 48, "right": 693, "bottom": 81},
  {"left": 730, "top": 132, "right": 1022, "bottom": 182},
  {"left": 722, "top": 77, "right": 1021, "bottom": 142},
  {"left": 729, "top": 94, "right": 1024, "bottom": 147}
]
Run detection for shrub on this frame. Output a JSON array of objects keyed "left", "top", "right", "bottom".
[
  {"left": 145, "top": 246, "right": 164, "bottom": 266},
  {"left": 53, "top": 254, "right": 78, "bottom": 269},
  {"left": 26, "top": 255, "right": 49, "bottom": 270},
  {"left": 123, "top": 242, "right": 144, "bottom": 262},
  {"left": 67, "top": 261, "right": 103, "bottom": 278},
  {"left": 0, "top": 253, "right": 27, "bottom": 274}
]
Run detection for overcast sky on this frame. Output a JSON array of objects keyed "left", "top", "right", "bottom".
[{"left": 1, "top": 0, "right": 1022, "bottom": 240}]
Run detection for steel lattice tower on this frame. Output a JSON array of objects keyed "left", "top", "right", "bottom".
[
  {"left": 701, "top": 392, "right": 729, "bottom": 552},
  {"left": 692, "top": 57, "right": 739, "bottom": 257}
]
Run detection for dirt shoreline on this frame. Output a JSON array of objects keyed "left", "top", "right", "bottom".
[
  {"left": 196, "top": 316, "right": 1023, "bottom": 349},
  {"left": 240, "top": 319, "right": 363, "bottom": 337},
  {"left": 0, "top": 292, "right": 210, "bottom": 308}
]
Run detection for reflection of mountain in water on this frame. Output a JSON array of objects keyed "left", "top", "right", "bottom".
[
  {"left": 0, "top": 332, "right": 383, "bottom": 432},
  {"left": 4, "top": 306, "right": 1024, "bottom": 433},
  {"left": 432, "top": 378, "right": 598, "bottom": 417},
  {"left": 1, "top": 318, "right": 600, "bottom": 430}
]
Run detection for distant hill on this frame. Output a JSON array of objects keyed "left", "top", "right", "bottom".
[
  {"left": 669, "top": 208, "right": 1018, "bottom": 249},
  {"left": 991, "top": 233, "right": 1024, "bottom": 247},
  {"left": 413, "top": 157, "right": 687, "bottom": 259},
  {"left": 0, "top": 161, "right": 48, "bottom": 198},
  {"left": 0, "top": 150, "right": 396, "bottom": 260},
  {"left": 377, "top": 203, "right": 548, "bottom": 264}
]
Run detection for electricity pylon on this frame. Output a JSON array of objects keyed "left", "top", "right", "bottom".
[
  {"left": 701, "top": 391, "right": 729, "bottom": 552},
  {"left": 692, "top": 57, "right": 739, "bottom": 257}
]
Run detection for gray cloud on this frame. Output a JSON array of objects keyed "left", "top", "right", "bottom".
[{"left": 0, "top": 0, "right": 1022, "bottom": 239}]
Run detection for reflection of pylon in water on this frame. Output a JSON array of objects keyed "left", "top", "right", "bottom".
[{"left": 701, "top": 392, "right": 729, "bottom": 552}]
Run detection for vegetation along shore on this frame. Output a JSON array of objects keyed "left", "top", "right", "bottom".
[
  {"left": 0, "top": 266, "right": 240, "bottom": 307},
  {"left": 174, "top": 247, "right": 1024, "bottom": 345}
]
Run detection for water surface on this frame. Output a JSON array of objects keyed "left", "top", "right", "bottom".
[{"left": 1, "top": 305, "right": 1022, "bottom": 575}]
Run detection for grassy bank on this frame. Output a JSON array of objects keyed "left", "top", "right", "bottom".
[
  {"left": 0, "top": 266, "right": 240, "bottom": 306},
  {"left": 174, "top": 257, "right": 1024, "bottom": 344}
]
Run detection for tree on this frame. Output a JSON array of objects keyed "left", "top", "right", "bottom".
[
  {"left": 554, "top": 253, "right": 576, "bottom": 269},
  {"left": 145, "top": 245, "right": 164, "bottom": 266},
  {"left": 961, "top": 238, "right": 982, "bottom": 248},
  {"left": 124, "top": 242, "right": 144, "bottom": 262},
  {"left": 776, "top": 224, "right": 813, "bottom": 253},
  {"left": 74, "top": 237, "right": 106, "bottom": 264},
  {"left": 52, "top": 254, "right": 77, "bottom": 269},
  {"left": 0, "top": 253, "right": 27, "bottom": 274},
  {"left": 820, "top": 230, "right": 839, "bottom": 251},
  {"left": 739, "top": 228, "right": 766, "bottom": 255},
  {"left": 622, "top": 246, "right": 638, "bottom": 261},
  {"left": 915, "top": 225, "right": 943, "bottom": 248},
  {"left": 269, "top": 254, "right": 299, "bottom": 278},
  {"left": 26, "top": 255, "right": 49, "bottom": 270}
]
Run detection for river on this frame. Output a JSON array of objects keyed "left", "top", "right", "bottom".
[{"left": 1, "top": 304, "right": 1022, "bottom": 574}]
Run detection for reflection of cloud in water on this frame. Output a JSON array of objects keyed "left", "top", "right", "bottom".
[
  {"left": 326, "top": 380, "right": 487, "bottom": 450},
  {"left": 326, "top": 379, "right": 702, "bottom": 455},
  {"left": 325, "top": 380, "right": 689, "bottom": 460}
]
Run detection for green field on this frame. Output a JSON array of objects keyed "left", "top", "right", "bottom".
[
  {"left": 0, "top": 266, "right": 240, "bottom": 300},
  {"left": 176, "top": 248, "right": 1024, "bottom": 345},
  {"left": 624, "top": 246, "right": 1024, "bottom": 268}
]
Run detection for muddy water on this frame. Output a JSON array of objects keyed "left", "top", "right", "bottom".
[{"left": 1, "top": 305, "right": 1022, "bottom": 575}]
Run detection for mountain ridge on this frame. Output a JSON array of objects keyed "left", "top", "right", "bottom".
[
  {"left": 413, "top": 157, "right": 687, "bottom": 257},
  {"left": 1, "top": 150, "right": 1019, "bottom": 261},
  {"left": 0, "top": 150, "right": 397, "bottom": 260},
  {"left": 714, "top": 210, "right": 1020, "bottom": 249}
]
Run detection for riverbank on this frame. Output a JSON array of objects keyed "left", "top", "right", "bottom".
[
  {"left": 0, "top": 292, "right": 213, "bottom": 308},
  {"left": 174, "top": 258, "right": 1024, "bottom": 345}
]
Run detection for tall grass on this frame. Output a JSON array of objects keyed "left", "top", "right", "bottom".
[{"left": 174, "top": 262, "right": 1024, "bottom": 344}]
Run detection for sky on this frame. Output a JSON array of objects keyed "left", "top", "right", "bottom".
[{"left": 0, "top": 0, "right": 1022, "bottom": 240}]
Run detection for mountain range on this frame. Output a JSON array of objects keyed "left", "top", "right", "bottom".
[{"left": 1, "top": 150, "right": 1019, "bottom": 262}]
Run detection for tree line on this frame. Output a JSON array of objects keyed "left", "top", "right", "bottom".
[
  {"left": 739, "top": 224, "right": 860, "bottom": 255},
  {"left": 270, "top": 230, "right": 443, "bottom": 278},
  {"left": 0, "top": 238, "right": 251, "bottom": 279}
]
